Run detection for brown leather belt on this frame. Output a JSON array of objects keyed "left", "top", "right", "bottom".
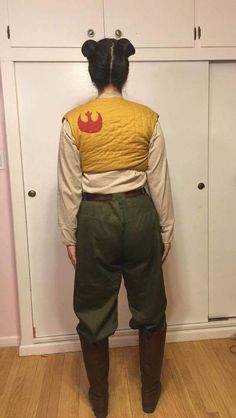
[{"left": 82, "top": 187, "right": 146, "bottom": 201}]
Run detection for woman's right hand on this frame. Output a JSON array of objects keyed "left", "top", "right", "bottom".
[
  {"left": 162, "top": 242, "right": 171, "bottom": 263},
  {"left": 67, "top": 245, "right": 77, "bottom": 269}
]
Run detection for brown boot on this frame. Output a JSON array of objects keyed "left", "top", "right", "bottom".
[
  {"left": 79, "top": 333, "right": 109, "bottom": 418},
  {"left": 138, "top": 321, "right": 167, "bottom": 413}
]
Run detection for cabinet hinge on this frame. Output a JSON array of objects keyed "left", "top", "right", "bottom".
[
  {"left": 197, "top": 26, "right": 201, "bottom": 39},
  {"left": 194, "top": 27, "right": 197, "bottom": 41},
  {"left": 208, "top": 316, "right": 229, "bottom": 322},
  {"left": 7, "top": 25, "right": 10, "bottom": 39},
  {"left": 33, "top": 326, "right": 36, "bottom": 338}
]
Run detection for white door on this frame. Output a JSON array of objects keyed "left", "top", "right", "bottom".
[
  {"left": 7, "top": 0, "right": 104, "bottom": 47},
  {"left": 198, "top": 0, "right": 236, "bottom": 47},
  {"left": 104, "top": 0, "right": 195, "bottom": 47},
  {"left": 15, "top": 61, "right": 208, "bottom": 339},
  {"left": 125, "top": 61, "right": 209, "bottom": 325},
  {"left": 209, "top": 62, "right": 236, "bottom": 319},
  {"left": 15, "top": 62, "right": 132, "bottom": 338}
]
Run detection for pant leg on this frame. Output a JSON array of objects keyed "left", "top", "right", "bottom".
[
  {"left": 73, "top": 199, "right": 123, "bottom": 343},
  {"left": 122, "top": 193, "right": 167, "bottom": 331}
]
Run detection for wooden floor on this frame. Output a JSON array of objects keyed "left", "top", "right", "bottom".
[{"left": 0, "top": 337, "right": 236, "bottom": 418}]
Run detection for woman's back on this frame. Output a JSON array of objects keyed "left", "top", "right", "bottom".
[{"left": 62, "top": 93, "right": 158, "bottom": 173}]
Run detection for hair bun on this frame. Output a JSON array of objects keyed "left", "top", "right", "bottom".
[
  {"left": 81, "top": 40, "right": 97, "bottom": 58},
  {"left": 117, "top": 38, "right": 135, "bottom": 58}
]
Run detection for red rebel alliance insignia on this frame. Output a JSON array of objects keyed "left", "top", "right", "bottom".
[{"left": 77, "top": 110, "right": 103, "bottom": 133}]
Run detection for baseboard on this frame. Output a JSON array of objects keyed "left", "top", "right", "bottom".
[
  {"left": 0, "top": 335, "right": 20, "bottom": 347},
  {"left": 16, "top": 319, "right": 236, "bottom": 356}
]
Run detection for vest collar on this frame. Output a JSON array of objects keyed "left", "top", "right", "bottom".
[{"left": 97, "top": 90, "right": 123, "bottom": 99}]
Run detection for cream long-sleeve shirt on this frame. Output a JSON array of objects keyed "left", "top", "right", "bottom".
[{"left": 57, "top": 91, "right": 175, "bottom": 246}]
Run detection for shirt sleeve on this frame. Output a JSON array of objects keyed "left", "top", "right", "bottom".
[
  {"left": 146, "top": 119, "right": 175, "bottom": 244},
  {"left": 57, "top": 119, "right": 82, "bottom": 246}
]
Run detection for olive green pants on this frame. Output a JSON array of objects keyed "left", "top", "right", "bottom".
[{"left": 73, "top": 192, "right": 167, "bottom": 343}]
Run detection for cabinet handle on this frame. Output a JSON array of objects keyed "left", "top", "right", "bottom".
[
  {"left": 198, "top": 26, "right": 201, "bottom": 39},
  {"left": 7, "top": 25, "right": 10, "bottom": 39},
  {"left": 198, "top": 182, "right": 205, "bottom": 190},
  {"left": 115, "top": 29, "right": 122, "bottom": 38},
  {"left": 87, "top": 29, "right": 95, "bottom": 38},
  {"left": 28, "top": 190, "right": 36, "bottom": 197}
]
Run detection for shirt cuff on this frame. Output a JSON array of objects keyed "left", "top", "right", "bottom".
[
  {"left": 160, "top": 219, "right": 174, "bottom": 243},
  {"left": 59, "top": 226, "right": 77, "bottom": 246}
]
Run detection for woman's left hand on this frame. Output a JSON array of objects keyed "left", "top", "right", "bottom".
[{"left": 67, "top": 245, "right": 77, "bottom": 269}]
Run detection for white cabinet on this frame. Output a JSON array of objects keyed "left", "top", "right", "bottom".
[
  {"left": 104, "top": 0, "right": 195, "bottom": 47},
  {"left": 198, "top": 0, "right": 236, "bottom": 47},
  {"left": 13, "top": 61, "right": 208, "bottom": 340},
  {"left": 2, "top": 0, "right": 236, "bottom": 60},
  {"left": 7, "top": 0, "right": 194, "bottom": 48},
  {"left": 7, "top": 0, "right": 104, "bottom": 47}
]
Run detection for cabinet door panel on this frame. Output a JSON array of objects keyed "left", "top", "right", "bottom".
[
  {"left": 199, "top": 0, "right": 236, "bottom": 47},
  {"left": 209, "top": 63, "right": 236, "bottom": 318},
  {"left": 8, "top": 0, "right": 103, "bottom": 47},
  {"left": 104, "top": 0, "right": 195, "bottom": 47}
]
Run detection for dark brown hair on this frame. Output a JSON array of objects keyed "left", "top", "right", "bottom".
[{"left": 81, "top": 38, "right": 135, "bottom": 92}]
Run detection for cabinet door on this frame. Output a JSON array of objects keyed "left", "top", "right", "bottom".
[
  {"left": 209, "top": 62, "right": 236, "bottom": 319},
  {"left": 125, "top": 61, "right": 209, "bottom": 325},
  {"left": 104, "top": 0, "right": 195, "bottom": 47},
  {"left": 198, "top": 0, "right": 236, "bottom": 47},
  {"left": 7, "top": 0, "right": 103, "bottom": 47},
  {"left": 15, "top": 62, "right": 132, "bottom": 338}
]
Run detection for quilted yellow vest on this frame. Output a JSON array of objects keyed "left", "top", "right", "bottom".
[{"left": 62, "top": 96, "right": 158, "bottom": 173}]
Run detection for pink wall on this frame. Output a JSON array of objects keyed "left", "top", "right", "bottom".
[{"left": 0, "top": 68, "right": 20, "bottom": 339}]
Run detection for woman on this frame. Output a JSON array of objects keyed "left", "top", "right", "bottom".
[{"left": 57, "top": 38, "right": 174, "bottom": 418}]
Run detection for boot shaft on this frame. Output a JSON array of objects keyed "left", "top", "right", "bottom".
[
  {"left": 79, "top": 333, "right": 109, "bottom": 417},
  {"left": 138, "top": 322, "right": 167, "bottom": 412}
]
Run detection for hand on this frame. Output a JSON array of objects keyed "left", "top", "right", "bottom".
[
  {"left": 67, "top": 245, "right": 76, "bottom": 269},
  {"left": 161, "top": 242, "right": 171, "bottom": 263}
]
